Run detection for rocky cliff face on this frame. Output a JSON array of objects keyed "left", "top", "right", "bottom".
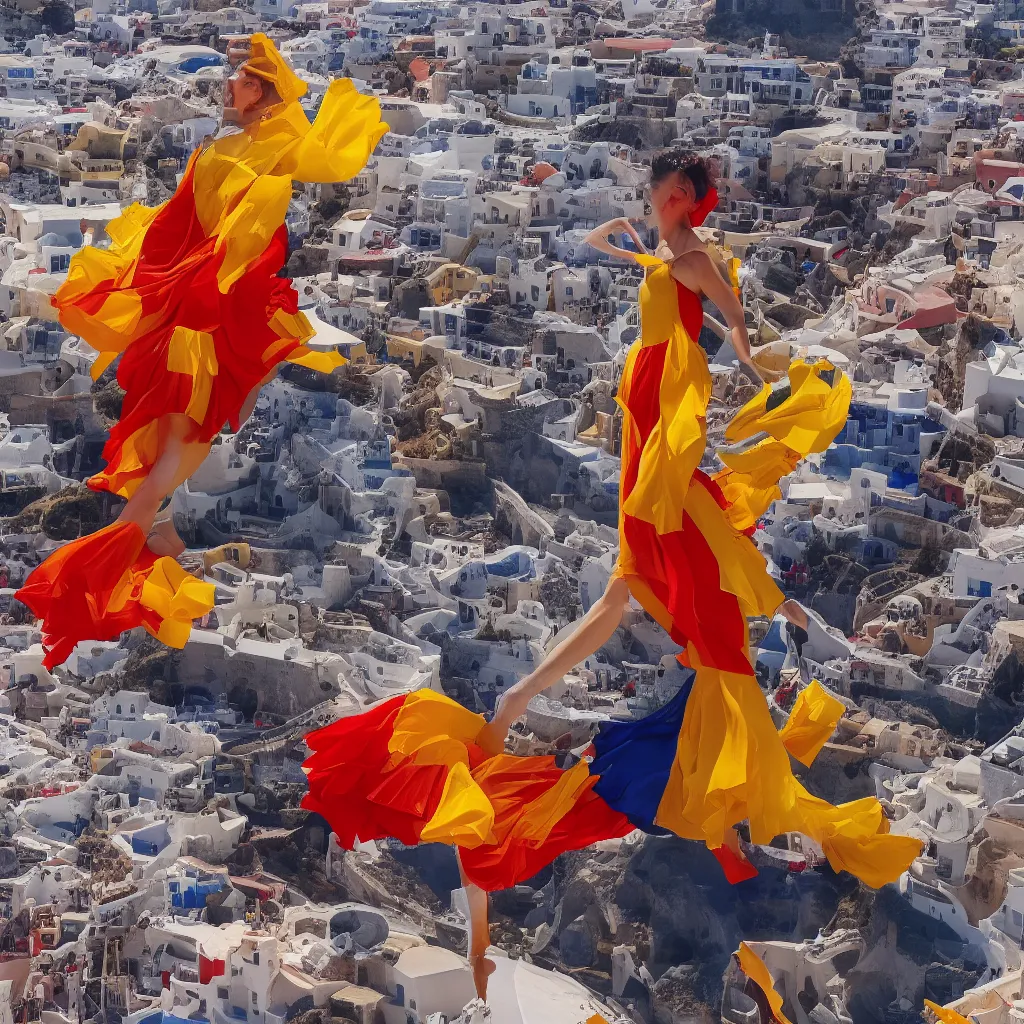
[
  {"left": 496, "top": 832, "right": 989, "bottom": 1023},
  {"left": 519, "top": 834, "right": 853, "bottom": 1021}
]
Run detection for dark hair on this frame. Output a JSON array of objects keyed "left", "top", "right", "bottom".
[{"left": 650, "top": 150, "right": 717, "bottom": 200}]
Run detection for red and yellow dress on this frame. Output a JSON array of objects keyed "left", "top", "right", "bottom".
[
  {"left": 16, "top": 35, "right": 387, "bottom": 669},
  {"left": 302, "top": 219, "right": 923, "bottom": 892}
]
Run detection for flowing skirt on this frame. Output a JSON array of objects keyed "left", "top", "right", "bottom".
[
  {"left": 15, "top": 522, "right": 215, "bottom": 669},
  {"left": 51, "top": 153, "right": 339, "bottom": 501},
  {"left": 301, "top": 346, "right": 921, "bottom": 890}
]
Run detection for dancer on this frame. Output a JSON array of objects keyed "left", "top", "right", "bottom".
[
  {"left": 16, "top": 35, "right": 387, "bottom": 669},
  {"left": 302, "top": 151, "right": 922, "bottom": 999}
]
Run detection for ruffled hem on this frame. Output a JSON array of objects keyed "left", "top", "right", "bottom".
[
  {"left": 302, "top": 689, "right": 632, "bottom": 891},
  {"left": 656, "top": 654, "right": 921, "bottom": 887},
  {"left": 725, "top": 358, "right": 853, "bottom": 454},
  {"left": 14, "top": 522, "right": 214, "bottom": 669},
  {"left": 80, "top": 220, "right": 316, "bottom": 500}
]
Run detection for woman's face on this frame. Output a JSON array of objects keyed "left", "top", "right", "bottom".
[
  {"left": 223, "top": 66, "right": 265, "bottom": 125},
  {"left": 648, "top": 169, "right": 697, "bottom": 234}
]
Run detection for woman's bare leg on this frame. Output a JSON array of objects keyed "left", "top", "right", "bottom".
[
  {"left": 146, "top": 518, "right": 187, "bottom": 558},
  {"left": 457, "top": 852, "right": 495, "bottom": 1000},
  {"left": 477, "top": 577, "right": 631, "bottom": 754},
  {"left": 123, "top": 372, "right": 275, "bottom": 557},
  {"left": 115, "top": 414, "right": 213, "bottom": 556}
]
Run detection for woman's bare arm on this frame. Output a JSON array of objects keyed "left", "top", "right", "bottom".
[
  {"left": 477, "top": 576, "right": 631, "bottom": 752},
  {"left": 673, "top": 251, "right": 762, "bottom": 383},
  {"left": 584, "top": 218, "right": 648, "bottom": 262}
]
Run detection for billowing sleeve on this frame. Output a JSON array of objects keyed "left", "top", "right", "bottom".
[{"left": 277, "top": 79, "right": 388, "bottom": 185}]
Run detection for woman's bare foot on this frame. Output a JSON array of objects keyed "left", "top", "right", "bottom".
[
  {"left": 146, "top": 518, "right": 186, "bottom": 558},
  {"left": 780, "top": 599, "right": 808, "bottom": 631}
]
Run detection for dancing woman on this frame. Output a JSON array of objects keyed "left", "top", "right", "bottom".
[
  {"left": 17, "top": 36, "right": 386, "bottom": 669},
  {"left": 302, "top": 152, "right": 922, "bottom": 998}
]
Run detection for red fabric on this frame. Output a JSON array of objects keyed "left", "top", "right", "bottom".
[
  {"left": 618, "top": 283, "right": 754, "bottom": 675},
  {"left": 623, "top": 500, "right": 753, "bottom": 675},
  {"left": 302, "top": 699, "right": 633, "bottom": 892},
  {"left": 458, "top": 757, "right": 633, "bottom": 891},
  {"left": 690, "top": 186, "right": 719, "bottom": 228},
  {"left": 86, "top": 155, "right": 306, "bottom": 497},
  {"left": 302, "top": 696, "right": 448, "bottom": 848},
  {"left": 14, "top": 522, "right": 161, "bottom": 669},
  {"left": 198, "top": 955, "right": 225, "bottom": 984},
  {"left": 712, "top": 845, "right": 759, "bottom": 884}
]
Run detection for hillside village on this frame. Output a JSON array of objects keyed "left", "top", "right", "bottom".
[{"left": 0, "top": 0, "right": 1022, "bottom": 1021}]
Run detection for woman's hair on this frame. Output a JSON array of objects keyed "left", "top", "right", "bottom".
[{"left": 650, "top": 150, "right": 717, "bottom": 200}]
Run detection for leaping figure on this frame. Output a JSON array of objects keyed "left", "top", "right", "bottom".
[
  {"left": 16, "top": 35, "right": 387, "bottom": 668},
  {"left": 302, "top": 150, "right": 923, "bottom": 1001}
]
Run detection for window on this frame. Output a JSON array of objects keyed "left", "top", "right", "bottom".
[
  {"left": 530, "top": 285, "right": 540, "bottom": 302},
  {"left": 252, "top": 993, "right": 258, "bottom": 1005},
  {"left": 218, "top": 988, "right": 228, "bottom": 1000},
  {"left": 252, "top": 952, "right": 259, "bottom": 966},
  {"left": 116, "top": 705, "right": 122, "bottom": 714},
  {"left": 565, "top": 286, "right": 573, "bottom": 297},
  {"left": 967, "top": 578, "right": 992, "bottom": 598}
]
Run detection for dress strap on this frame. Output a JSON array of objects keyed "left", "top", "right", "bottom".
[{"left": 633, "top": 252, "right": 664, "bottom": 270}]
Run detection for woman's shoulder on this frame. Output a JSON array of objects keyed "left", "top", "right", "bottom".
[
  {"left": 653, "top": 240, "right": 675, "bottom": 262},
  {"left": 672, "top": 240, "right": 719, "bottom": 265},
  {"left": 669, "top": 243, "right": 725, "bottom": 284}
]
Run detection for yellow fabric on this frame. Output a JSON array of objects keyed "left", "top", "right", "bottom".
[
  {"left": 923, "top": 1000, "right": 973, "bottom": 1024},
  {"left": 726, "top": 359, "right": 853, "bottom": 454},
  {"left": 243, "top": 32, "right": 308, "bottom": 105},
  {"left": 211, "top": 172, "right": 294, "bottom": 292},
  {"left": 419, "top": 761, "right": 495, "bottom": 848},
  {"left": 55, "top": 34, "right": 386, "bottom": 358},
  {"left": 139, "top": 558, "right": 216, "bottom": 648},
  {"left": 726, "top": 256, "right": 742, "bottom": 297},
  {"left": 779, "top": 681, "right": 846, "bottom": 767},
  {"left": 276, "top": 78, "right": 390, "bottom": 184},
  {"left": 192, "top": 74, "right": 387, "bottom": 293},
  {"left": 511, "top": 759, "right": 594, "bottom": 845},
  {"left": 683, "top": 479, "right": 783, "bottom": 619},
  {"left": 713, "top": 439, "right": 801, "bottom": 533},
  {"left": 388, "top": 690, "right": 599, "bottom": 853},
  {"left": 655, "top": 630, "right": 921, "bottom": 886},
  {"left": 166, "top": 327, "right": 219, "bottom": 423},
  {"left": 267, "top": 307, "right": 316, "bottom": 346},
  {"left": 104, "top": 420, "right": 162, "bottom": 500},
  {"left": 284, "top": 347, "right": 346, "bottom": 375},
  {"left": 736, "top": 943, "right": 793, "bottom": 1024},
  {"left": 615, "top": 253, "right": 711, "bottom": 536},
  {"left": 389, "top": 688, "right": 485, "bottom": 769}
]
